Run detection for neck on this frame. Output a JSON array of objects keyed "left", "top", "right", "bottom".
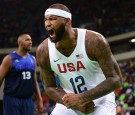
[
  {"left": 56, "top": 28, "right": 77, "bottom": 49},
  {"left": 16, "top": 49, "right": 28, "bottom": 57}
]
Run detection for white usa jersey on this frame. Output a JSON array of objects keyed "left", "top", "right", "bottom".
[{"left": 48, "top": 28, "right": 115, "bottom": 107}]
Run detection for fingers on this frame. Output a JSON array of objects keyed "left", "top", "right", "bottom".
[
  {"left": 62, "top": 98, "right": 72, "bottom": 108},
  {"left": 62, "top": 93, "right": 70, "bottom": 100},
  {"left": 62, "top": 94, "right": 75, "bottom": 108},
  {"left": 62, "top": 94, "right": 95, "bottom": 114},
  {"left": 77, "top": 105, "right": 95, "bottom": 114},
  {"left": 72, "top": 101, "right": 95, "bottom": 114}
]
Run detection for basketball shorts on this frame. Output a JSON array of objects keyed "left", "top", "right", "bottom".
[{"left": 3, "top": 95, "right": 34, "bottom": 115}]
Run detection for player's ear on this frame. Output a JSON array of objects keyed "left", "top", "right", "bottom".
[{"left": 65, "top": 18, "right": 71, "bottom": 25}]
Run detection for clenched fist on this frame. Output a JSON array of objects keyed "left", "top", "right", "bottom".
[{"left": 62, "top": 93, "right": 95, "bottom": 114}]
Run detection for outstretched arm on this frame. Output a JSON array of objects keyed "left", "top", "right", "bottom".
[{"left": 36, "top": 40, "right": 66, "bottom": 104}]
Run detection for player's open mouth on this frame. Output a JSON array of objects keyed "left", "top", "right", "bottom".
[{"left": 48, "top": 29, "right": 55, "bottom": 38}]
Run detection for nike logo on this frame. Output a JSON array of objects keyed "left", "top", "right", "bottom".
[{"left": 54, "top": 58, "right": 61, "bottom": 62}]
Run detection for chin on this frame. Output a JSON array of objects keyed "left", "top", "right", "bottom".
[
  {"left": 49, "top": 37, "right": 56, "bottom": 43},
  {"left": 26, "top": 49, "right": 31, "bottom": 51},
  {"left": 50, "top": 37, "right": 61, "bottom": 43}
]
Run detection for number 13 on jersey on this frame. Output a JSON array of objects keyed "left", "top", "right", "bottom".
[{"left": 22, "top": 71, "right": 31, "bottom": 80}]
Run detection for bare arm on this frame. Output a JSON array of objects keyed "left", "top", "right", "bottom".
[
  {"left": 32, "top": 56, "right": 43, "bottom": 111},
  {"left": 36, "top": 40, "right": 66, "bottom": 104},
  {"left": 80, "top": 31, "right": 123, "bottom": 101},
  {"left": 0, "top": 55, "right": 11, "bottom": 87}
]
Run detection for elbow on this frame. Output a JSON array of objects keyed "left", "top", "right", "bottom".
[
  {"left": 44, "top": 86, "right": 57, "bottom": 96},
  {"left": 114, "top": 75, "right": 123, "bottom": 89},
  {"left": 44, "top": 86, "right": 52, "bottom": 94}
]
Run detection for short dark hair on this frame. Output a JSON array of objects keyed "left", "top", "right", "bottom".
[{"left": 48, "top": 3, "right": 71, "bottom": 13}]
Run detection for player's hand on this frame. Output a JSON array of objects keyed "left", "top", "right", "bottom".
[
  {"left": 36, "top": 99, "right": 44, "bottom": 114},
  {"left": 62, "top": 93, "right": 95, "bottom": 114},
  {"left": 74, "top": 100, "right": 95, "bottom": 114},
  {"left": 62, "top": 93, "right": 81, "bottom": 108}
]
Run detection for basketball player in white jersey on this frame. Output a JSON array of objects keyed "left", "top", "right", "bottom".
[{"left": 36, "top": 3, "right": 123, "bottom": 115}]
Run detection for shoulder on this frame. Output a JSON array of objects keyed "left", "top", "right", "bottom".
[
  {"left": 3, "top": 54, "right": 12, "bottom": 62},
  {"left": 85, "top": 30, "right": 109, "bottom": 49},
  {"left": 29, "top": 54, "right": 36, "bottom": 64},
  {"left": 28, "top": 53, "right": 35, "bottom": 59},
  {"left": 1, "top": 54, "right": 12, "bottom": 67},
  {"left": 36, "top": 38, "right": 48, "bottom": 54},
  {"left": 36, "top": 38, "right": 49, "bottom": 67},
  {"left": 86, "top": 30, "right": 107, "bottom": 43},
  {"left": 85, "top": 30, "right": 111, "bottom": 60}
]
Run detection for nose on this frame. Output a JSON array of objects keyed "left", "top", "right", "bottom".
[{"left": 45, "top": 20, "right": 51, "bottom": 27}]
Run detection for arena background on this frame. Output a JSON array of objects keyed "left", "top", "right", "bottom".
[{"left": 0, "top": 0, "right": 135, "bottom": 114}]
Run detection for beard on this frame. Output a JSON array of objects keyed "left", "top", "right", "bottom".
[
  {"left": 23, "top": 46, "right": 31, "bottom": 52},
  {"left": 49, "top": 24, "right": 65, "bottom": 43}
]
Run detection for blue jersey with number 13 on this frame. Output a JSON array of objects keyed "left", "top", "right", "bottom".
[{"left": 4, "top": 52, "right": 35, "bottom": 98}]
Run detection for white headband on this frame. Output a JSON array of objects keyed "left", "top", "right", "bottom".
[{"left": 44, "top": 8, "right": 72, "bottom": 20}]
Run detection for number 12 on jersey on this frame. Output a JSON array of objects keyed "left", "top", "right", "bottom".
[{"left": 70, "top": 76, "right": 87, "bottom": 94}]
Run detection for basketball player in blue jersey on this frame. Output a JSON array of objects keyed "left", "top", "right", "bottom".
[
  {"left": 0, "top": 34, "right": 43, "bottom": 115},
  {"left": 36, "top": 3, "right": 123, "bottom": 115}
]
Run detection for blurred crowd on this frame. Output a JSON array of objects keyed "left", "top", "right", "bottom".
[
  {"left": 115, "top": 60, "right": 135, "bottom": 115},
  {"left": 0, "top": 0, "right": 135, "bottom": 48}
]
